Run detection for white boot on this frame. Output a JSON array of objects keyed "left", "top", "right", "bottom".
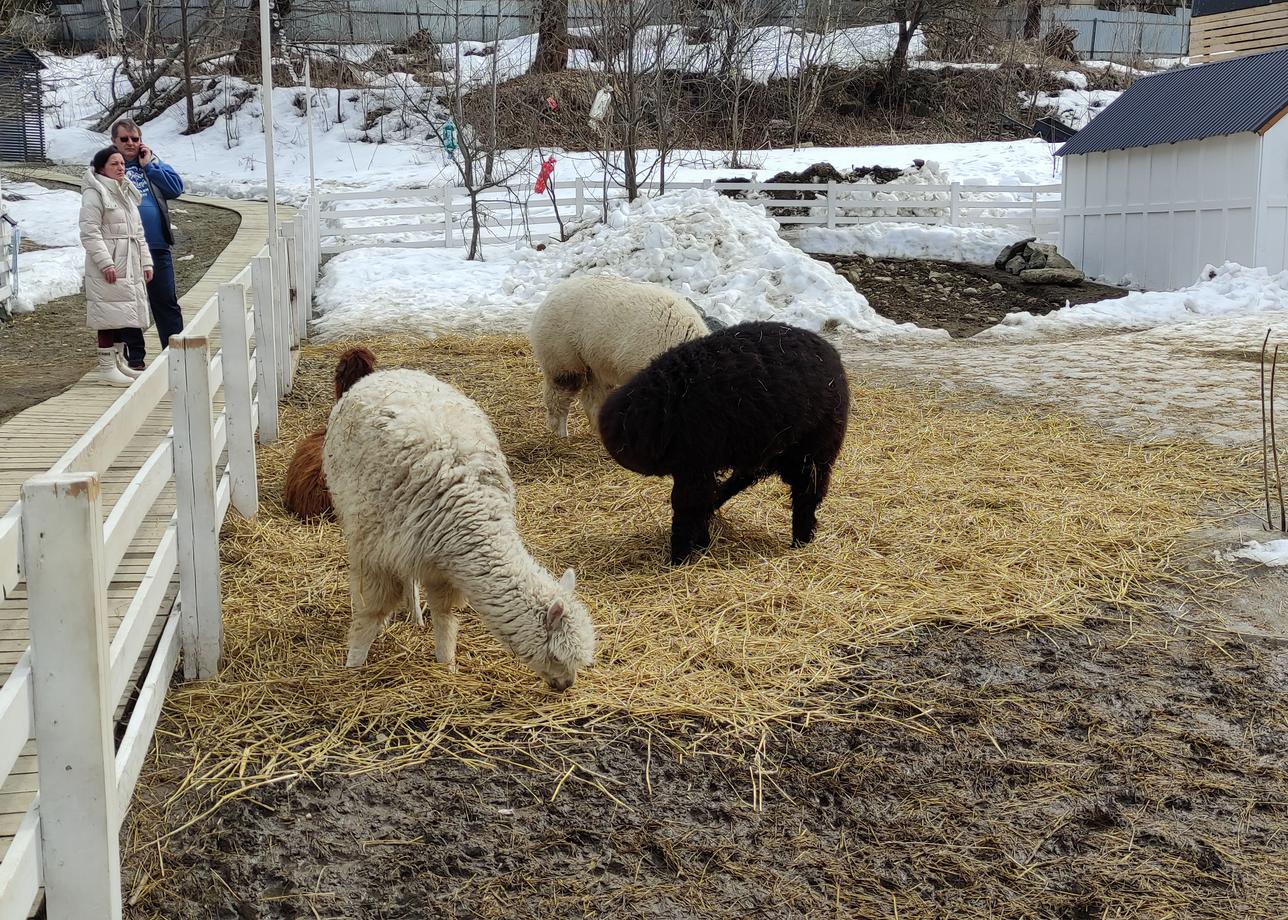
[
  {"left": 113, "top": 343, "right": 143, "bottom": 378},
  {"left": 96, "top": 348, "right": 135, "bottom": 387}
]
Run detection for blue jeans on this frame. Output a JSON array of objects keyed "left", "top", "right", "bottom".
[{"left": 147, "top": 248, "right": 184, "bottom": 349}]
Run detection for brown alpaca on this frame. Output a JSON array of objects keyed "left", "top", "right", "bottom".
[{"left": 283, "top": 346, "right": 377, "bottom": 520}]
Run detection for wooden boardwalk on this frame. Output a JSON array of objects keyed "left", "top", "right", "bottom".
[{"left": 0, "top": 180, "right": 287, "bottom": 867}]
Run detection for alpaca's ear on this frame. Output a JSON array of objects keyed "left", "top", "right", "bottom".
[
  {"left": 545, "top": 600, "right": 565, "bottom": 633},
  {"left": 559, "top": 568, "right": 576, "bottom": 592}
]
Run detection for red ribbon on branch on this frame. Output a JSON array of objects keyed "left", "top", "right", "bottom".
[{"left": 534, "top": 155, "right": 557, "bottom": 194}]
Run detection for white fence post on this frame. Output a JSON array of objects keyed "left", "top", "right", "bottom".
[
  {"left": 950, "top": 182, "right": 960, "bottom": 226},
  {"left": 170, "top": 334, "right": 224, "bottom": 680},
  {"left": 20, "top": 473, "right": 122, "bottom": 920},
  {"left": 442, "top": 185, "right": 454, "bottom": 248},
  {"left": 279, "top": 222, "right": 299, "bottom": 347},
  {"left": 826, "top": 181, "right": 837, "bottom": 230},
  {"left": 575, "top": 178, "right": 585, "bottom": 221},
  {"left": 251, "top": 255, "right": 279, "bottom": 444},
  {"left": 269, "top": 236, "right": 292, "bottom": 395},
  {"left": 217, "top": 283, "right": 258, "bottom": 518}
]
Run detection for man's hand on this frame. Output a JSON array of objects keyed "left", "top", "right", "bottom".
[
  {"left": 103, "top": 266, "right": 118, "bottom": 284},
  {"left": 145, "top": 268, "right": 154, "bottom": 282},
  {"left": 138, "top": 145, "right": 153, "bottom": 166}
]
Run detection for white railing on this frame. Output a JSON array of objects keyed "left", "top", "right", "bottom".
[
  {"left": 317, "top": 179, "right": 1063, "bottom": 255},
  {"left": 0, "top": 199, "right": 321, "bottom": 919}
]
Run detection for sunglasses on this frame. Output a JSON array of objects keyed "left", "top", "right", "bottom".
[{"left": 116, "top": 136, "right": 141, "bottom": 142}]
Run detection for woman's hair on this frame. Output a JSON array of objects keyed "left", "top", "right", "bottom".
[{"left": 91, "top": 147, "right": 122, "bottom": 175}]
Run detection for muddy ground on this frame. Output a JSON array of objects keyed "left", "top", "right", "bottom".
[
  {"left": 129, "top": 605, "right": 1288, "bottom": 920},
  {"left": 817, "top": 253, "right": 1130, "bottom": 338},
  {"left": 0, "top": 170, "right": 241, "bottom": 424}
]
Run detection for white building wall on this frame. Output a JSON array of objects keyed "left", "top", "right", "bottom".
[
  {"left": 1062, "top": 132, "right": 1261, "bottom": 290},
  {"left": 1256, "top": 118, "right": 1288, "bottom": 276}
]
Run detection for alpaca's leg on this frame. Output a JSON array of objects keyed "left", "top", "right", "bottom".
[
  {"left": 714, "top": 467, "right": 766, "bottom": 510},
  {"left": 543, "top": 374, "right": 579, "bottom": 438},
  {"left": 405, "top": 580, "right": 425, "bottom": 626},
  {"left": 670, "top": 471, "right": 716, "bottom": 564},
  {"left": 345, "top": 561, "right": 402, "bottom": 667},
  {"left": 423, "top": 580, "right": 463, "bottom": 671},
  {"left": 779, "top": 451, "right": 836, "bottom": 547}
]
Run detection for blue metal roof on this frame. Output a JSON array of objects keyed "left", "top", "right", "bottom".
[
  {"left": 1193, "top": 0, "right": 1278, "bottom": 16},
  {"left": 1057, "top": 48, "right": 1288, "bottom": 156}
]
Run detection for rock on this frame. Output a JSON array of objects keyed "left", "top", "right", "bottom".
[
  {"left": 989, "top": 282, "right": 1004, "bottom": 291},
  {"left": 962, "top": 286, "right": 978, "bottom": 294},
  {"left": 994, "top": 237, "right": 1036, "bottom": 270},
  {"left": 1005, "top": 255, "right": 1027, "bottom": 275},
  {"left": 1019, "top": 267, "right": 1085, "bottom": 285}
]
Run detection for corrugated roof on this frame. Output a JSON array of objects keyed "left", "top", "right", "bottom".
[
  {"left": 1057, "top": 48, "right": 1288, "bottom": 156},
  {"left": 1193, "top": 0, "right": 1279, "bottom": 16}
]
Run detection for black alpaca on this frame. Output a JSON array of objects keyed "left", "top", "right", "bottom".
[{"left": 598, "top": 321, "right": 850, "bottom": 563}]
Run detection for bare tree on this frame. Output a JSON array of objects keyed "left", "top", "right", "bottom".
[
  {"left": 883, "top": 0, "right": 986, "bottom": 104},
  {"left": 781, "top": 0, "right": 843, "bottom": 149},
  {"left": 531, "top": 0, "right": 570, "bottom": 73},
  {"left": 579, "top": 0, "right": 704, "bottom": 201}
]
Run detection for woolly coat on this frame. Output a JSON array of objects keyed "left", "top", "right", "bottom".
[
  {"left": 529, "top": 275, "right": 710, "bottom": 437},
  {"left": 322, "top": 369, "right": 595, "bottom": 682},
  {"left": 79, "top": 168, "right": 154, "bottom": 331}
]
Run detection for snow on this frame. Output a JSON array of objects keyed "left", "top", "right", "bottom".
[
  {"left": 11, "top": 247, "right": 85, "bottom": 315},
  {"left": 1028, "top": 87, "right": 1121, "bottom": 130},
  {"left": 315, "top": 189, "right": 942, "bottom": 341},
  {"left": 978, "top": 263, "right": 1288, "bottom": 340},
  {"left": 313, "top": 246, "right": 520, "bottom": 338},
  {"left": 1, "top": 182, "right": 86, "bottom": 313},
  {"left": 1225, "top": 539, "right": 1288, "bottom": 568},
  {"left": 3, "top": 182, "right": 84, "bottom": 247},
  {"left": 799, "top": 223, "right": 1030, "bottom": 265}
]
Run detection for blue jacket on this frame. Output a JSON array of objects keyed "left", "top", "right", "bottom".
[{"left": 123, "top": 157, "right": 184, "bottom": 250}]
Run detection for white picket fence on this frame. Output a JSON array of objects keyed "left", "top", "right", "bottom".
[
  {"left": 318, "top": 179, "right": 1063, "bottom": 255},
  {"left": 0, "top": 199, "right": 320, "bottom": 919}
]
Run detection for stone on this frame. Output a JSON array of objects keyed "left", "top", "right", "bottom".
[
  {"left": 1019, "top": 267, "right": 1085, "bottom": 285},
  {"left": 1005, "top": 255, "right": 1027, "bottom": 275},
  {"left": 994, "top": 237, "right": 1036, "bottom": 270},
  {"left": 989, "top": 282, "right": 1004, "bottom": 291}
]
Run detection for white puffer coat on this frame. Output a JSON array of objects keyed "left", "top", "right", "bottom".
[{"left": 79, "top": 168, "right": 153, "bottom": 331}]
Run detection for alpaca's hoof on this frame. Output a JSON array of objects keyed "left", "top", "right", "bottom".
[{"left": 345, "top": 648, "right": 369, "bottom": 667}]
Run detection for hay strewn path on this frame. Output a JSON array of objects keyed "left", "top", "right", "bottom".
[{"left": 121, "top": 335, "right": 1287, "bottom": 920}]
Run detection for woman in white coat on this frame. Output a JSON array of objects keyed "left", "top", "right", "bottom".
[{"left": 80, "top": 147, "right": 154, "bottom": 386}]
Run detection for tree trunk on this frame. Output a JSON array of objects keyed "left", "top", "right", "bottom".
[
  {"left": 1023, "top": 1, "right": 1042, "bottom": 40},
  {"left": 179, "top": 0, "right": 197, "bottom": 133},
  {"left": 232, "top": 0, "right": 291, "bottom": 77},
  {"left": 531, "top": 0, "right": 569, "bottom": 74},
  {"left": 883, "top": 7, "right": 922, "bottom": 106}
]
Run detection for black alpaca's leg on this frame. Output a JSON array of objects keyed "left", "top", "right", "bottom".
[
  {"left": 714, "top": 467, "right": 764, "bottom": 511},
  {"left": 670, "top": 471, "right": 716, "bottom": 564},
  {"left": 779, "top": 452, "right": 836, "bottom": 547}
]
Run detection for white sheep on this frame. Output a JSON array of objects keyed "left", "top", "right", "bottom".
[
  {"left": 322, "top": 369, "right": 596, "bottom": 690},
  {"left": 528, "top": 275, "right": 711, "bottom": 438}
]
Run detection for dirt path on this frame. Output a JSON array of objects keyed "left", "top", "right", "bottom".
[{"left": 0, "top": 170, "right": 241, "bottom": 424}]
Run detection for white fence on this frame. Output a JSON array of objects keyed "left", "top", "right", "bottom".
[
  {"left": 318, "top": 179, "right": 1063, "bottom": 255},
  {"left": 0, "top": 199, "right": 320, "bottom": 918}
]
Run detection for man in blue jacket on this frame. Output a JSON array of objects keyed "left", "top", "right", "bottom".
[{"left": 111, "top": 118, "right": 185, "bottom": 353}]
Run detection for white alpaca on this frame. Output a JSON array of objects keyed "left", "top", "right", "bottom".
[
  {"left": 322, "top": 369, "right": 596, "bottom": 689},
  {"left": 528, "top": 275, "right": 710, "bottom": 438}
]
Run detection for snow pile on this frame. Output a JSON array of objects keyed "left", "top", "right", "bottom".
[
  {"left": 314, "top": 189, "right": 943, "bottom": 340},
  {"left": 799, "top": 223, "right": 1033, "bottom": 265},
  {"left": 835, "top": 160, "right": 951, "bottom": 219},
  {"left": 1028, "top": 87, "right": 1121, "bottom": 130},
  {"left": 1224, "top": 539, "right": 1288, "bottom": 568},
  {"left": 500, "top": 189, "right": 929, "bottom": 336},
  {"left": 979, "top": 263, "right": 1288, "bottom": 340}
]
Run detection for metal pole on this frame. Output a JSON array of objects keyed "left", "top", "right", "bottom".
[{"left": 259, "top": 0, "right": 278, "bottom": 241}]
